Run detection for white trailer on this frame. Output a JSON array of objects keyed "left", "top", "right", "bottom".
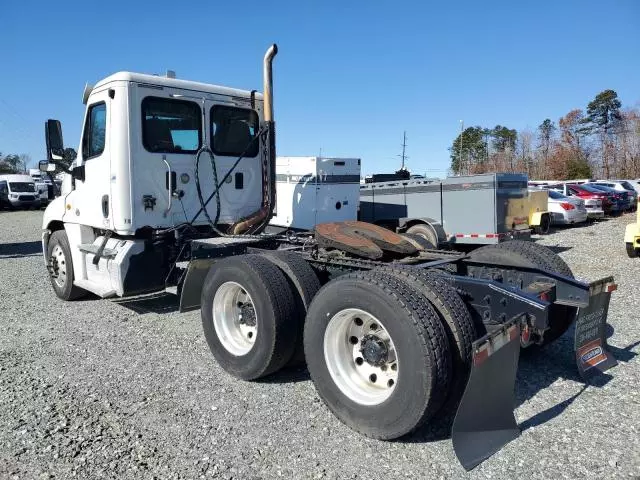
[{"left": 269, "top": 156, "right": 360, "bottom": 231}]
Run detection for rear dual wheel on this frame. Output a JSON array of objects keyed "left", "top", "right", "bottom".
[
  {"left": 201, "top": 252, "right": 320, "bottom": 379},
  {"left": 304, "top": 270, "right": 457, "bottom": 439}
]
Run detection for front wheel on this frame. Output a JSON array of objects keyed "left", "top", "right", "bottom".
[
  {"left": 46, "top": 230, "right": 87, "bottom": 301},
  {"left": 626, "top": 243, "right": 638, "bottom": 258}
]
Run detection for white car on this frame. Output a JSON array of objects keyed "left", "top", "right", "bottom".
[{"left": 547, "top": 189, "right": 588, "bottom": 225}]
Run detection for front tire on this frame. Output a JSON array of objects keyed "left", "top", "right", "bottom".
[
  {"left": 46, "top": 230, "right": 86, "bottom": 301},
  {"left": 201, "top": 254, "right": 298, "bottom": 380},
  {"left": 304, "top": 271, "right": 451, "bottom": 440},
  {"left": 627, "top": 243, "right": 638, "bottom": 258}
]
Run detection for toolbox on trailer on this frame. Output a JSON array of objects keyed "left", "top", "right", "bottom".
[{"left": 359, "top": 172, "right": 531, "bottom": 245}]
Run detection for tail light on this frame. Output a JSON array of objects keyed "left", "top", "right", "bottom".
[{"left": 560, "top": 202, "right": 575, "bottom": 210}]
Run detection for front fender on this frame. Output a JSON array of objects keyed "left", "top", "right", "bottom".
[{"left": 42, "top": 196, "right": 66, "bottom": 230}]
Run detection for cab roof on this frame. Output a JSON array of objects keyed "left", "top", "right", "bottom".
[{"left": 93, "top": 71, "right": 264, "bottom": 100}]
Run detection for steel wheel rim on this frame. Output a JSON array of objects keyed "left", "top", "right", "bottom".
[
  {"left": 50, "top": 244, "right": 67, "bottom": 288},
  {"left": 324, "top": 308, "right": 398, "bottom": 406},
  {"left": 212, "top": 281, "right": 257, "bottom": 356}
]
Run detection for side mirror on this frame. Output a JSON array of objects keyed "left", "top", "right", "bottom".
[
  {"left": 45, "top": 119, "right": 64, "bottom": 161},
  {"left": 39, "top": 160, "right": 56, "bottom": 173}
]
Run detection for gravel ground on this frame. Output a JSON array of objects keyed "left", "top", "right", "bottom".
[{"left": 0, "top": 210, "right": 638, "bottom": 480}]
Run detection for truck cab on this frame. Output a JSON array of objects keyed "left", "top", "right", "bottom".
[{"left": 40, "top": 47, "right": 278, "bottom": 299}]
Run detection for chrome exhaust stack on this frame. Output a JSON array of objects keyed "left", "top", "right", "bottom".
[
  {"left": 230, "top": 44, "right": 278, "bottom": 235},
  {"left": 263, "top": 44, "right": 278, "bottom": 122}
]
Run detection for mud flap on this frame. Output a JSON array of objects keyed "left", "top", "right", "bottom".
[
  {"left": 452, "top": 319, "right": 521, "bottom": 471},
  {"left": 574, "top": 282, "right": 618, "bottom": 380}
]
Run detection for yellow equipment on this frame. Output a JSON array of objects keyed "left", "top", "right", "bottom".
[
  {"left": 624, "top": 197, "right": 640, "bottom": 258},
  {"left": 528, "top": 189, "right": 551, "bottom": 234}
]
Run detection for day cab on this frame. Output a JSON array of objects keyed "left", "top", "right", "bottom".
[{"left": 40, "top": 68, "right": 271, "bottom": 299}]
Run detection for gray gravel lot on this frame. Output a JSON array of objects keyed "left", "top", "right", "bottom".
[{"left": 0, "top": 210, "right": 638, "bottom": 479}]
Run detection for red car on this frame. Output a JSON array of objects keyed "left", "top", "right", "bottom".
[{"left": 565, "top": 184, "right": 613, "bottom": 216}]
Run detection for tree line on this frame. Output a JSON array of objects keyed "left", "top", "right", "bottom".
[
  {"left": 0, "top": 149, "right": 76, "bottom": 174},
  {"left": 450, "top": 89, "right": 640, "bottom": 180}
]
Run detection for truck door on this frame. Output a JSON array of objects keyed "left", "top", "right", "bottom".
[{"left": 64, "top": 90, "right": 112, "bottom": 229}]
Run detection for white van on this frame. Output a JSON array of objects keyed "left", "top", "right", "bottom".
[{"left": 0, "top": 174, "right": 41, "bottom": 210}]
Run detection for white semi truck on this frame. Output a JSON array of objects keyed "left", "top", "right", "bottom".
[{"left": 39, "top": 45, "right": 619, "bottom": 470}]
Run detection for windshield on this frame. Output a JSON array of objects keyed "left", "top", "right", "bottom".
[
  {"left": 9, "top": 182, "right": 35, "bottom": 193},
  {"left": 589, "top": 184, "right": 615, "bottom": 193}
]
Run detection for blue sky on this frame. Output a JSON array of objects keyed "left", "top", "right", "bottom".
[{"left": 1, "top": 0, "right": 639, "bottom": 177}]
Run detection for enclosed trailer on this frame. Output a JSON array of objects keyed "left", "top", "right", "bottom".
[{"left": 359, "top": 173, "right": 531, "bottom": 246}]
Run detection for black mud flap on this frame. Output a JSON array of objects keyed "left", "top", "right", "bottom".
[
  {"left": 574, "top": 280, "right": 618, "bottom": 380},
  {"left": 452, "top": 319, "right": 521, "bottom": 471}
]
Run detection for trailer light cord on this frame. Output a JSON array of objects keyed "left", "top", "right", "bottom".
[{"left": 194, "top": 145, "right": 224, "bottom": 236}]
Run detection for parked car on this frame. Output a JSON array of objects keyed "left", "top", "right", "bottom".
[
  {"left": 553, "top": 184, "right": 608, "bottom": 218},
  {"left": 593, "top": 180, "right": 638, "bottom": 210},
  {"left": 0, "top": 174, "right": 41, "bottom": 210},
  {"left": 621, "top": 179, "right": 640, "bottom": 194},
  {"left": 546, "top": 189, "right": 588, "bottom": 225},
  {"left": 587, "top": 184, "right": 627, "bottom": 213}
]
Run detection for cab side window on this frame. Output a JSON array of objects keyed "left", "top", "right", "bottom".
[
  {"left": 0, "top": 181, "right": 7, "bottom": 196},
  {"left": 142, "top": 97, "right": 202, "bottom": 154},
  {"left": 82, "top": 102, "right": 107, "bottom": 160}
]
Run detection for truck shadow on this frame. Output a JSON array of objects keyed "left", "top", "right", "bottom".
[
  {"left": 113, "top": 292, "right": 180, "bottom": 315},
  {"left": 0, "top": 240, "right": 42, "bottom": 259}
]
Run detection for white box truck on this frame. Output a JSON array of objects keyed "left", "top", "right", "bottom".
[{"left": 269, "top": 156, "right": 360, "bottom": 231}]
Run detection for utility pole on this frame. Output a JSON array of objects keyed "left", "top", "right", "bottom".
[
  {"left": 398, "top": 131, "right": 409, "bottom": 171},
  {"left": 459, "top": 120, "right": 464, "bottom": 174}
]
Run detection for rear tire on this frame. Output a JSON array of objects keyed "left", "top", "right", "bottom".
[
  {"left": 468, "top": 242, "right": 576, "bottom": 346},
  {"left": 46, "top": 230, "right": 87, "bottom": 301},
  {"left": 496, "top": 240, "right": 573, "bottom": 278},
  {"left": 201, "top": 254, "right": 298, "bottom": 380},
  {"left": 533, "top": 214, "right": 551, "bottom": 235},
  {"left": 378, "top": 266, "right": 476, "bottom": 407},
  {"left": 402, "top": 233, "right": 436, "bottom": 250},
  {"left": 260, "top": 251, "right": 321, "bottom": 365},
  {"left": 304, "top": 271, "right": 451, "bottom": 439},
  {"left": 406, "top": 224, "right": 439, "bottom": 248}
]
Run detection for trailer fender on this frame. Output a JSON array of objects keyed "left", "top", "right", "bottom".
[
  {"left": 179, "top": 258, "right": 216, "bottom": 312},
  {"left": 530, "top": 211, "right": 549, "bottom": 227},
  {"left": 624, "top": 222, "right": 639, "bottom": 244},
  {"left": 397, "top": 218, "right": 447, "bottom": 244}
]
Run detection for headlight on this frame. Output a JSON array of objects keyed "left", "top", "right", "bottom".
[{"left": 10, "top": 193, "right": 18, "bottom": 198}]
